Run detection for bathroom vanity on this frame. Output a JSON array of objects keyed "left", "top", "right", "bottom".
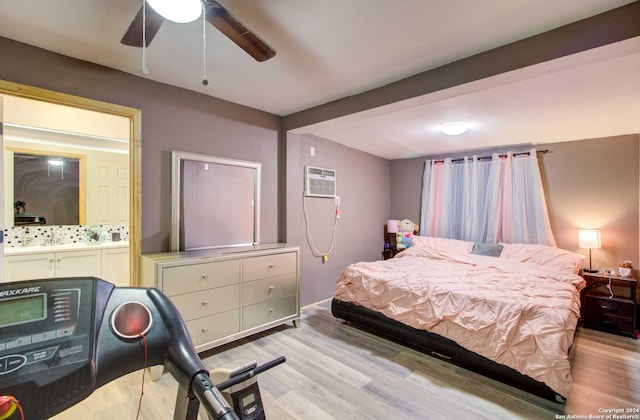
[{"left": 3, "top": 241, "right": 130, "bottom": 286}]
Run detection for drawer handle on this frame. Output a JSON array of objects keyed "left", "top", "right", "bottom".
[
  {"left": 601, "top": 320, "right": 617, "bottom": 327},
  {"left": 268, "top": 263, "right": 275, "bottom": 269},
  {"left": 201, "top": 301, "right": 209, "bottom": 306},
  {"left": 599, "top": 305, "right": 617, "bottom": 312},
  {"left": 201, "top": 274, "right": 209, "bottom": 280},
  {"left": 269, "top": 308, "right": 274, "bottom": 313},
  {"left": 268, "top": 286, "right": 275, "bottom": 293},
  {"left": 201, "top": 327, "right": 209, "bottom": 333}
]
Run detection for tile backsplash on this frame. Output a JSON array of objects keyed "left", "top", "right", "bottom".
[{"left": 4, "top": 224, "right": 129, "bottom": 248}]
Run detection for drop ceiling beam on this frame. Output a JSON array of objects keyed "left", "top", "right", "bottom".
[{"left": 282, "top": 1, "right": 640, "bottom": 131}]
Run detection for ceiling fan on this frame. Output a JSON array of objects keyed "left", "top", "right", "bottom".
[{"left": 121, "top": 0, "right": 276, "bottom": 62}]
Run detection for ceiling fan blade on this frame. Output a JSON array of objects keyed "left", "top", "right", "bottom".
[
  {"left": 121, "top": 4, "right": 165, "bottom": 47},
  {"left": 205, "top": 1, "right": 276, "bottom": 62}
]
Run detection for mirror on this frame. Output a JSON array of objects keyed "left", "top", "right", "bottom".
[
  {"left": 0, "top": 81, "right": 142, "bottom": 284},
  {"left": 13, "top": 151, "right": 82, "bottom": 226},
  {"left": 171, "top": 151, "right": 261, "bottom": 251}
]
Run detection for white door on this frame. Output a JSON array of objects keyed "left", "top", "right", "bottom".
[{"left": 0, "top": 96, "right": 4, "bottom": 283}]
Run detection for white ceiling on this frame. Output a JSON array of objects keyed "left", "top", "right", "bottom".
[
  {"left": 1, "top": 0, "right": 638, "bottom": 159},
  {"left": 294, "top": 38, "right": 640, "bottom": 159},
  {"left": 1, "top": 94, "right": 130, "bottom": 153}
]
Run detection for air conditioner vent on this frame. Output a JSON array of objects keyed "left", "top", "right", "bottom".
[{"left": 305, "top": 166, "right": 336, "bottom": 198}]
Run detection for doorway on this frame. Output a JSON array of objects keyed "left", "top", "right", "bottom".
[{"left": 0, "top": 80, "right": 142, "bottom": 285}]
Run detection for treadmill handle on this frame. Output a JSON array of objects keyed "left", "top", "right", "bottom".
[{"left": 192, "top": 372, "right": 239, "bottom": 420}]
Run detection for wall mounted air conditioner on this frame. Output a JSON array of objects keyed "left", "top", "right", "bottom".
[{"left": 305, "top": 166, "right": 336, "bottom": 198}]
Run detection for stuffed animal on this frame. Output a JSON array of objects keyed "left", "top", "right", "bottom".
[{"left": 396, "top": 219, "right": 419, "bottom": 251}]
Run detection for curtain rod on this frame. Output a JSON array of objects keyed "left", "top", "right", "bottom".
[{"left": 433, "top": 149, "right": 549, "bottom": 164}]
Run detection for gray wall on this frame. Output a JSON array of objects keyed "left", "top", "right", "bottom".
[
  {"left": 0, "top": 37, "right": 280, "bottom": 254},
  {"left": 389, "top": 134, "right": 640, "bottom": 271},
  {"left": 286, "top": 133, "right": 389, "bottom": 306},
  {"left": 0, "top": 36, "right": 388, "bottom": 306},
  {"left": 542, "top": 135, "right": 639, "bottom": 270}
]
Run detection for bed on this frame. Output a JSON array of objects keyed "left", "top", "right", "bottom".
[{"left": 332, "top": 236, "right": 586, "bottom": 402}]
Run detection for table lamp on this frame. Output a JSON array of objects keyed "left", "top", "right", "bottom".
[
  {"left": 578, "top": 229, "right": 601, "bottom": 273},
  {"left": 387, "top": 220, "right": 399, "bottom": 234}
]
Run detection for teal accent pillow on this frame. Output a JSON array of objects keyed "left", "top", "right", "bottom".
[{"left": 471, "top": 243, "right": 504, "bottom": 257}]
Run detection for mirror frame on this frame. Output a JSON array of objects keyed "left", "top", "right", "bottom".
[
  {"left": 171, "top": 150, "right": 261, "bottom": 252},
  {"left": 0, "top": 80, "right": 142, "bottom": 285}
]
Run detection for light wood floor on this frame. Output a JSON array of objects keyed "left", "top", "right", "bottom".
[{"left": 52, "top": 301, "right": 640, "bottom": 419}]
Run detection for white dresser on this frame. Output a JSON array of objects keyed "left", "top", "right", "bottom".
[{"left": 139, "top": 244, "right": 300, "bottom": 355}]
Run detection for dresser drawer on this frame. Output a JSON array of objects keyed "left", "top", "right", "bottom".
[
  {"left": 242, "top": 295, "right": 297, "bottom": 330},
  {"left": 242, "top": 273, "right": 297, "bottom": 306},
  {"left": 185, "top": 310, "right": 240, "bottom": 347},
  {"left": 243, "top": 252, "right": 296, "bottom": 281},
  {"left": 162, "top": 260, "right": 240, "bottom": 296},
  {"left": 585, "top": 295, "right": 635, "bottom": 318},
  {"left": 170, "top": 285, "right": 240, "bottom": 321}
]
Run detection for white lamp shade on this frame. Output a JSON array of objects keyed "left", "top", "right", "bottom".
[
  {"left": 578, "top": 229, "right": 601, "bottom": 249},
  {"left": 147, "top": 0, "right": 202, "bottom": 23},
  {"left": 387, "top": 220, "right": 399, "bottom": 233}
]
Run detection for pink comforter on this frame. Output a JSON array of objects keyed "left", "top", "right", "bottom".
[{"left": 334, "top": 246, "right": 585, "bottom": 397}]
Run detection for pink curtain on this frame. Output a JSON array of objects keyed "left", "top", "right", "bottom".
[{"left": 420, "top": 149, "right": 556, "bottom": 246}]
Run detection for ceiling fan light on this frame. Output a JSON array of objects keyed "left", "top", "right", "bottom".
[
  {"left": 147, "top": 0, "right": 202, "bottom": 23},
  {"left": 440, "top": 122, "right": 469, "bottom": 136}
]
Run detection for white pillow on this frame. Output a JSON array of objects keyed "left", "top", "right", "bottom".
[
  {"left": 499, "top": 243, "right": 585, "bottom": 275},
  {"left": 412, "top": 236, "right": 474, "bottom": 254}
]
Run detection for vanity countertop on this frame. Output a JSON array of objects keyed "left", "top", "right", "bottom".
[{"left": 4, "top": 241, "right": 129, "bottom": 255}]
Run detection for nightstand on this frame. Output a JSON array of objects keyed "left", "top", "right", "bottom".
[
  {"left": 381, "top": 247, "right": 397, "bottom": 260},
  {"left": 382, "top": 224, "right": 399, "bottom": 260},
  {"left": 381, "top": 223, "right": 417, "bottom": 260},
  {"left": 581, "top": 271, "right": 637, "bottom": 338}
]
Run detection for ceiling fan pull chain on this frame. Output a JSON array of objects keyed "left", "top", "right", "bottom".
[
  {"left": 202, "top": 4, "right": 208, "bottom": 86},
  {"left": 140, "top": 0, "right": 148, "bottom": 75}
]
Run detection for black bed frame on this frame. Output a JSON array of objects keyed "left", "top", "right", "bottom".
[{"left": 331, "top": 298, "right": 565, "bottom": 403}]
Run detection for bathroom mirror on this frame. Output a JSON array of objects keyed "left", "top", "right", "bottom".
[
  {"left": 12, "top": 151, "right": 83, "bottom": 226},
  {"left": 171, "top": 151, "right": 261, "bottom": 251}
]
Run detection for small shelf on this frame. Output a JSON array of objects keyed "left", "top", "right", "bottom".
[{"left": 382, "top": 224, "right": 398, "bottom": 260}]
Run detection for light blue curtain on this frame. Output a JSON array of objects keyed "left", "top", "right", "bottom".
[{"left": 420, "top": 149, "right": 556, "bottom": 246}]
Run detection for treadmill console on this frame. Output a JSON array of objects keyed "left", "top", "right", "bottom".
[
  {"left": 0, "top": 279, "right": 94, "bottom": 383},
  {"left": 0, "top": 278, "right": 113, "bottom": 418}
]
